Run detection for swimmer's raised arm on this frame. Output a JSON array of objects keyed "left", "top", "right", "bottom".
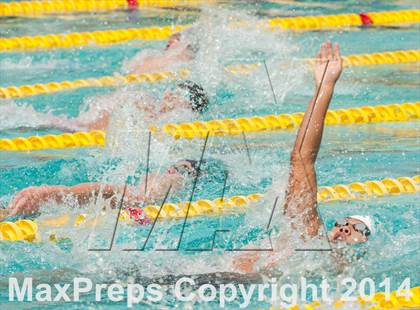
[
  {"left": 232, "top": 41, "right": 343, "bottom": 274},
  {"left": 283, "top": 41, "right": 343, "bottom": 238}
]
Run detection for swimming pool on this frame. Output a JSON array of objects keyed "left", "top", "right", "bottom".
[{"left": 0, "top": 1, "right": 419, "bottom": 309}]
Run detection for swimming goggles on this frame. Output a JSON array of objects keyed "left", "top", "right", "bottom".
[
  {"left": 334, "top": 218, "right": 371, "bottom": 237},
  {"left": 172, "top": 162, "right": 197, "bottom": 177}
]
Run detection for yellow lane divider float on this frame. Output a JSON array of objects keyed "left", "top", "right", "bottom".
[
  {"left": 267, "top": 9, "right": 420, "bottom": 30},
  {"left": 0, "top": 68, "right": 189, "bottom": 99},
  {"left": 4, "top": 1, "right": 416, "bottom": 32},
  {"left": 0, "top": 49, "right": 418, "bottom": 99},
  {"left": 1, "top": 175, "right": 418, "bottom": 241},
  {"left": 0, "top": 219, "right": 38, "bottom": 241},
  {"left": 0, "top": 9, "right": 418, "bottom": 48},
  {"left": 161, "top": 101, "right": 420, "bottom": 139},
  {"left": 135, "top": 175, "right": 420, "bottom": 221},
  {"left": 285, "top": 286, "right": 420, "bottom": 310},
  {"left": 0, "top": 0, "right": 208, "bottom": 16},
  {"left": 0, "top": 24, "right": 188, "bottom": 51},
  {"left": 1, "top": 9, "right": 419, "bottom": 52},
  {"left": 0, "top": 102, "right": 417, "bottom": 151}
]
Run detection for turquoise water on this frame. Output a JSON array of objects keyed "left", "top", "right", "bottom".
[{"left": 0, "top": 1, "right": 419, "bottom": 309}]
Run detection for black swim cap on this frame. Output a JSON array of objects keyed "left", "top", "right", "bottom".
[
  {"left": 171, "top": 159, "right": 203, "bottom": 178},
  {"left": 185, "top": 159, "right": 201, "bottom": 177},
  {"left": 176, "top": 159, "right": 226, "bottom": 182},
  {"left": 177, "top": 80, "right": 209, "bottom": 113}
]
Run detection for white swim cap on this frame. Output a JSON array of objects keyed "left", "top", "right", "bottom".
[{"left": 348, "top": 215, "right": 375, "bottom": 236}]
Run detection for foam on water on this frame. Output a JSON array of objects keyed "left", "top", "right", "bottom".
[
  {"left": 186, "top": 8, "right": 306, "bottom": 116},
  {"left": 0, "top": 100, "right": 59, "bottom": 131},
  {"left": 0, "top": 56, "right": 74, "bottom": 72}
]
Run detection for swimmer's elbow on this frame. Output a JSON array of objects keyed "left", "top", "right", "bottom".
[{"left": 290, "top": 150, "right": 316, "bottom": 167}]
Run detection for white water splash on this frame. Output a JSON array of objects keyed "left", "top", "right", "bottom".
[
  {"left": 0, "top": 100, "right": 58, "bottom": 130},
  {"left": 0, "top": 56, "right": 75, "bottom": 72}
]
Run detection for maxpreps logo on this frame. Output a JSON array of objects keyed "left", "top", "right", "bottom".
[{"left": 8, "top": 277, "right": 412, "bottom": 308}]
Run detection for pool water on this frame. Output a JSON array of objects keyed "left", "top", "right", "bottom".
[{"left": 0, "top": 1, "right": 419, "bottom": 309}]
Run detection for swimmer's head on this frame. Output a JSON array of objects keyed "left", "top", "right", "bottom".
[
  {"left": 161, "top": 80, "right": 209, "bottom": 114},
  {"left": 166, "top": 158, "right": 226, "bottom": 184},
  {"left": 165, "top": 33, "right": 182, "bottom": 50},
  {"left": 177, "top": 80, "right": 209, "bottom": 113},
  {"left": 165, "top": 30, "right": 199, "bottom": 56},
  {"left": 328, "top": 216, "right": 374, "bottom": 244},
  {"left": 167, "top": 159, "right": 201, "bottom": 179}
]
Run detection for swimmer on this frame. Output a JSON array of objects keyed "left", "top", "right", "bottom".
[
  {"left": 5, "top": 159, "right": 202, "bottom": 217},
  {"left": 49, "top": 80, "right": 209, "bottom": 132},
  {"left": 233, "top": 41, "right": 374, "bottom": 273},
  {"left": 122, "top": 29, "right": 198, "bottom": 74},
  {"left": 21, "top": 28, "right": 200, "bottom": 133}
]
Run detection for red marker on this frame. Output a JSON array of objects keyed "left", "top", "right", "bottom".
[
  {"left": 127, "top": 207, "right": 150, "bottom": 225},
  {"left": 359, "top": 12, "right": 373, "bottom": 26},
  {"left": 127, "top": 0, "right": 138, "bottom": 9}
]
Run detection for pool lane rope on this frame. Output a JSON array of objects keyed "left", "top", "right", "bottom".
[
  {"left": 266, "top": 9, "right": 420, "bottom": 30},
  {"left": 1, "top": 1, "right": 416, "bottom": 26},
  {"left": 0, "top": 24, "right": 188, "bottom": 52},
  {"left": 126, "top": 175, "right": 420, "bottom": 221},
  {"left": 0, "top": 68, "right": 190, "bottom": 99},
  {"left": 1, "top": 174, "right": 418, "bottom": 241},
  {"left": 0, "top": 49, "right": 418, "bottom": 100},
  {"left": 113, "top": 175, "right": 420, "bottom": 223},
  {"left": 0, "top": 219, "right": 38, "bottom": 242},
  {"left": 0, "top": 0, "right": 208, "bottom": 16},
  {"left": 160, "top": 102, "right": 420, "bottom": 139},
  {"left": 0, "top": 9, "right": 419, "bottom": 51},
  {"left": 0, "top": 102, "right": 418, "bottom": 151},
  {"left": 294, "top": 286, "right": 420, "bottom": 310}
]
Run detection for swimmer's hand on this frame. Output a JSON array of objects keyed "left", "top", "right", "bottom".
[
  {"left": 314, "top": 40, "right": 343, "bottom": 87},
  {"left": 7, "top": 186, "right": 64, "bottom": 216}
]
